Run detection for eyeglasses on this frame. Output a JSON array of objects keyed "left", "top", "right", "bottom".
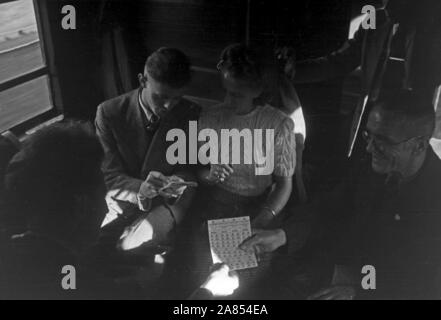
[{"left": 362, "top": 130, "right": 427, "bottom": 150}]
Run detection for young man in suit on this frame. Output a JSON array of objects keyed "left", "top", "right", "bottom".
[{"left": 96, "top": 48, "right": 200, "bottom": 251}]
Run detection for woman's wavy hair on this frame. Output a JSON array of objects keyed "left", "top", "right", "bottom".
[
  {"left": 217, "top": 43, "right": 300, "bottom": 114},
  {"left": 217, "top": 43, "right": 265, "bottom": 89}
]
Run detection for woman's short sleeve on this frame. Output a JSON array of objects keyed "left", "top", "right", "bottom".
[{"left": 274, "top": 117, "right": 296, "bottom": 177}]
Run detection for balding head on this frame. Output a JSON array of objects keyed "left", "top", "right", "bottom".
[
  {"left": 371, "top": 91, "right": 435, "bottom": 141},
  {"left": 365, "top": 90, "right": 434, "bottom": 176}
]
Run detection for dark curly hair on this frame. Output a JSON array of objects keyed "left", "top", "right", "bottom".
[{"left": 5, "top": 121, "right": 104, "bottom": 221}]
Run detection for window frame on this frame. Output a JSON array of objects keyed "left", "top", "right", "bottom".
[{"left": 0, "top": 0, "right": 63, "bottom": 136}]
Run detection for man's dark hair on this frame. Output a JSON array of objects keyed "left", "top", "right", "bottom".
[
  {"left": 374, "top": 90, "right": 435, "bottom": 139},
  {"left": 5, "top": 121, "right": 104, "bottom": 221},
  {"left": 145, "top": 47, "right": 192, "bottom": 89}
]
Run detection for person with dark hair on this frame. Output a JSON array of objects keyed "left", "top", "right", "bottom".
[
  {"left": 200, "top": 43, "right": 296, "bottom": 228},
  {"left": 0, "top": 122, "right": 239, "bottom": 299},
  {"left": 95, "top": 47, "right": 200, "bottom": 251},
  {"left": 242, "top": 90, "right": 441, "bottom": 299},
  {"left": 0, "top": 122, "right": 108, "bottom": 299},
  {"left": 144, "top": 47, "right": 192, "bottom": 90}
]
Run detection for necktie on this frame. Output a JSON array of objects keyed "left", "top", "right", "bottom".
[{"left": 146, "top": 114, "right": 159, "bottom": 132}]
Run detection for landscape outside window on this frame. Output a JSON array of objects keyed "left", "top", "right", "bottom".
[{"left": 0, "top": 0, "right": 53, "bottom": 133}]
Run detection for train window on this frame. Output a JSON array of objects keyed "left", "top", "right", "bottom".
[{"left": 0, "top": 0, "right": 54, "bottom": 133}]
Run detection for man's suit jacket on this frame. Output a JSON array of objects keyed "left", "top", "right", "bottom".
[{"left": 95, "top": 89, "right": 200, "bottom": 226}]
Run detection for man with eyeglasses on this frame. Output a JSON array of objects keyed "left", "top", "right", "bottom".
[
  {"left": 361, "top": 118, "right": 430, "bottom": 182},
  {"left": 241, "top": 91, "right": 441, "bottom": 299},
  {"left": 95, "top": 48, "right": 200, "bottom": 251}
]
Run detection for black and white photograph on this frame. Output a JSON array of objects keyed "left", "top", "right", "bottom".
[{"left": 0, "top": 0, "right": 441, "bottom": 304}]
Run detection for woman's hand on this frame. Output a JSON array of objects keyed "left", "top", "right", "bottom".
[{"left": 206, "top": 164, "right": 234, "bottom": 184}]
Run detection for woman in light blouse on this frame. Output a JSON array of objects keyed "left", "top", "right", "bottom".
[
  {"left": 163, "top": 44, "right": 298, "bottom": 298},
  {"left": 196, "top": 43, "right": 296, "bottom": 228}
]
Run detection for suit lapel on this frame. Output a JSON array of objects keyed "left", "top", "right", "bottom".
[
  {"left": 140, "top": 111, "right": 178, "bottom": 179},
  {"left": 117, "top": 90, "right": 149, "bottom": 175}
]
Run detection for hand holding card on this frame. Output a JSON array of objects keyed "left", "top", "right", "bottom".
[
  {"left": 139, "top": 171, "right": 169, "bottom": 200},
  {"left": 140, "top": 171, "right": 198, "bottom": 201},
  {"left": 159, "top": 176, "right": 198, "bottom": 199}
]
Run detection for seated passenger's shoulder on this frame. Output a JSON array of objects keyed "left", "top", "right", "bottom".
[
  {"left": 259, "top": 104, "right": 295, "bottom": 131},
  {"left": 97, "top": 89, "right": 138, "bottom": 119}
]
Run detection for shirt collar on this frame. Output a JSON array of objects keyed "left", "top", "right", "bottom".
[{"left": 138, "top": 89, "right": 155, "bottom": 122}]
